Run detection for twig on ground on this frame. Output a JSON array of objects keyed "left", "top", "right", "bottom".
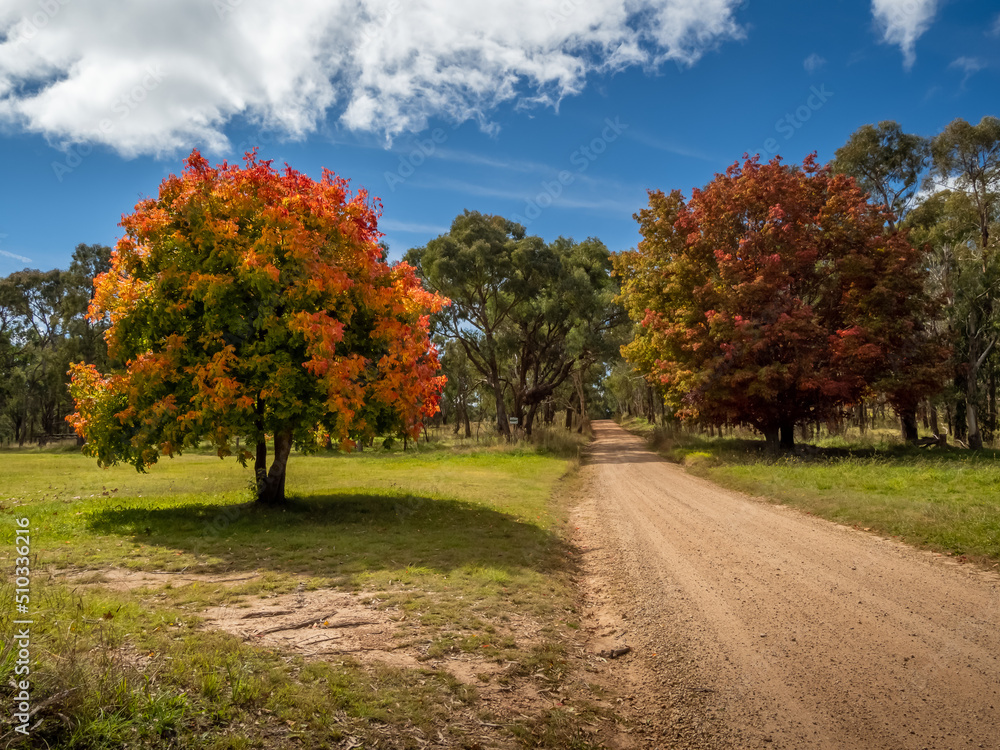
[{"left": 240, "top": 609, "right": 295, "bottom": 619}]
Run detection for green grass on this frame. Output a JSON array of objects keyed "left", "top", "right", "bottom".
[
  {"left": 621, "top": 417, "right": 1000, "bottom": 564},
  {"left": 0, "top": 432, "right": 597, "bottom": 748}
]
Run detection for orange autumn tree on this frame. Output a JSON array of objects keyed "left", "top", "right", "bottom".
[{"left": 68, "top": 150, "right": 447, "bottom": 504}]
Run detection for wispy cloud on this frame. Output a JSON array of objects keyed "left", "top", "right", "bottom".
[
  {"left": 417, "top": 178, "right": 532, "bottom": 202},
  {"left": 429, "top": 147, "right": 551, "bottom": 174},
  {"left": 871, "top": 0, "right": 940, "bottom": 70},
  {"left": 379, "top": 219, "right": 449, "bottom": 235},
  {"left": 803, "top": 53, "right": 826, "bottom": 73},
  {"left": 420, "top": 176, "right": 642, "bottom": 217},
  {"left": 949, "top": 56, "right": 985, "bottom": 88},
  {"left": 991, "top": 14, "right": 1000, "bottom": 37},
  {"left": 0, "top": 247, "right": 32, "bottom": 264},
  {"left": 0, "top": 0, "right": 749, "bottom": 157},
  {"left": 623, "top": 128, "right": 716, "bottom": 162}
]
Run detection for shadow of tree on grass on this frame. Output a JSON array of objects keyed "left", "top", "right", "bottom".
[{"left": 85, "top": 491, "right": 570, "bottom": 581}]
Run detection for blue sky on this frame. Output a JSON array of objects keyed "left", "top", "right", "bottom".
[{"left": 0, "top": 0, "right": 997, "bottom": 273}]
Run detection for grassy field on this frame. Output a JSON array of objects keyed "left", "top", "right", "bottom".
[
  {"left": 621, "top": 418, "right": 1000, "bottom": 566},
  {"left": 0, "top": 433, "right": 607, "bottom": 749}
]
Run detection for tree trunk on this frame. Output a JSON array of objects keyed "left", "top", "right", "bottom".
[
  {"left": 565, "top": 407, "right": 574, "bottom": 430},
  {"left": 763, "top": 425, "right": 780, "bottom": 454},
  {"left": 491, "top": 373, "right": 511, "bottom": 439},
  {"left": 254, "top": 439, "right": 267, "bottom": 497},
  {"left": 929, "top": 404, "right": 942, "bottom": 437},
  {"left": 462, "top": 399, "right": 472, "bottom": 438},
  {"left": 967, "top": 379, "right": 983, "bottom": 450},
  {"left": 899, "top": 408, "right": 919, "bottom": 442},
  {"left": 990, "top": 370, "right": 998, "bottom": 443},
  {"left": 779, "top": 420, "right": 795, "bottom": 451},
  {"left": 525, "top": 401, "right": 540, "bottom": 437},
  {"left": 573, "top": 370, "right": 590, "bottom": 434},
  {"left": 257, "top": 429, "right": 292, "bottom": 505},
  {"left": 967, "top": 340, "right": 987, "bottom": 449},
  {"left": 955, "top": 404, "right": 966, "bottom": 440}
]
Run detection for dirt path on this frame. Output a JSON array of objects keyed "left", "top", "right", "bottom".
[{"left": 573, "top": 420, "right": 1000, "bottom": 749}]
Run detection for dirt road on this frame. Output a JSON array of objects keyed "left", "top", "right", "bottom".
[{"left": 573, "top": 421, "right": 1000, "bottom": 749}]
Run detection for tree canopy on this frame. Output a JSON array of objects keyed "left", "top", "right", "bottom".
[
  {"left": 405, "top": 211, "right": 622, "bottom": 437},
  {"left": 832, "top": 121, "right": 929, "bottom": 230},
  {"left": 68, "top": 150, "right": 446, "bottom": 504},
  {"left": 615, "top": 154, "right": 946, "bottom": 449}
]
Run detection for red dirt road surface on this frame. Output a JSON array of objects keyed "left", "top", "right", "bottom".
[{"left": 573, "top": 421, "right": 1000, "bottom": 749}]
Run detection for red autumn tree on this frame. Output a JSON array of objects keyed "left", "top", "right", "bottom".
[
  {"left": 615, "top": 154, "right": 946, "bottom": 450},
  {"left": 68, "top": 150, "right": 447, "bottom": 504}
]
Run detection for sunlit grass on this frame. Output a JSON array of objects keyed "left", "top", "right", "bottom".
[{"left": 0, "top": 431, "right": 594, "bottom": 748}]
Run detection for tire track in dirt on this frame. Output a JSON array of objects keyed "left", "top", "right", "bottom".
[{"left": 574, "top": 420, "right": 1000, "bottom": 749}]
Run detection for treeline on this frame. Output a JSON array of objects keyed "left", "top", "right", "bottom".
[
  {"left": 5, "top": 115, "right": 996, "bottom": 451},
  {"left": 0, "top": 244, "right": 111, "bottom": 445}
]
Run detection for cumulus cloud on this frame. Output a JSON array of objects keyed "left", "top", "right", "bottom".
[
  {"left": 871, "top": 0, "right": 940, "bottom": 69},
  {"left": 0, "top": 0, "right": 746, "bottom": 157}
]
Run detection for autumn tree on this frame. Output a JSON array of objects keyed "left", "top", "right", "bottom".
[
  {"left": 68, "top": 151, "right": 446, "bottom": 504},
  {"left": 616, "top": 155, "right": 946, "bottom": 450}
]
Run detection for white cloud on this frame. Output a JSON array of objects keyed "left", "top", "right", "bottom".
[
  {"left": 990, "top": 14, "right": 1000, "bottom": 37},
  {"left": 871, "top": 0, "right": 940, "bottom": 69},
  {"left": 803, "top": 53, "right": 826, "bottom": 73},
  {"left": 0, "top": 0, "right": 746, "bottom": 157},
  {"left": 949, "top": 56, "right": 985, "bottom": 87}
]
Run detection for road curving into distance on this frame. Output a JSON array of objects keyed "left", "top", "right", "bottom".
[{"left": 575, "top": 420, "right": 1000, "bottom": 749}]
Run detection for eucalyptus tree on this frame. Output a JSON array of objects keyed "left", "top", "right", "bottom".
[
  {"left": 406, "top": 212, "right": 622, "bottom": 437},
  {"left": 832, "top": 121, "right": 929, "bottom": 230},
  {"left": 922, "top": 116, "right": 1000, "bottom": 449}
]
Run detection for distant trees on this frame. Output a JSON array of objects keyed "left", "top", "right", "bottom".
[
  {"left": 406, "top": 211, "right": 623, "bottom": 437},
  {"left": 0, "top": 243, "right": 111, "bottom": 445},
  {"left": 68, "top": 151, "right": 446, "bottom": 504},
  {"left": 907, "top": 116, "right": 1000, "bottom": 449},
  {"left": 615, "top": 155, "right": 946, "bottom": 450}
]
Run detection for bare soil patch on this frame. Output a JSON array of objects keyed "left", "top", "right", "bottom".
[{"left": 51, "top": 565, "right": 629, "bottom": 747}]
